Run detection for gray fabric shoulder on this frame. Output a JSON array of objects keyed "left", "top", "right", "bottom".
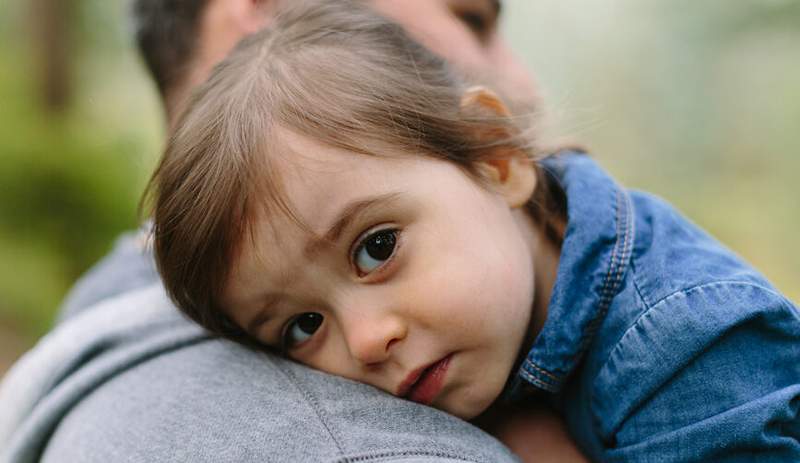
[
  {"left": 41, "top": 341, "right": 518, "bottom": 462},
  {"left": 3, "top": 284, "right": 516, "bottom": 462},
  {"left": 0, "top": 285, "right": 204, "bottom": 462},
  {"left": 57, "top": 228, "right": 158, "bottom": 323}
]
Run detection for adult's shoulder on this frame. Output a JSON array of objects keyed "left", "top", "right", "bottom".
[
  {"left": 45, "top": 339, "right": 515, "bottom": 462},
  {"left": 2, "top": 285, "right": 515, "bottom": 462},
  {"left": 57, "top": 227, "right": 158, "bottom": 322}
]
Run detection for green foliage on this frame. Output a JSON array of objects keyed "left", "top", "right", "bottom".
[
  {"left": 0, "top": 120, "right": 141, "bottom": 277},
  {"left": 0, "top": 42, "right": 152, "bottom": 339},
  {"left": 0, "top": 0, "right": 797, "bottom": 348}
]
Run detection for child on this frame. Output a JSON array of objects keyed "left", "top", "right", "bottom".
[{"left": 147, "top": 1, "right": 800, "bottom": 460}]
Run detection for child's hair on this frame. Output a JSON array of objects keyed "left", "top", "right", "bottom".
[{"left": 145, "top": 0, "right": 566, "bottom": 341}]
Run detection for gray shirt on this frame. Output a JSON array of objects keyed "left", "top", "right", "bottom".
[{"left": 0, "top": 232, "right": 518, "bottom": 462}]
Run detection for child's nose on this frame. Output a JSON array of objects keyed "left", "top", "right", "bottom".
[{"left": 342, "top": 312, "right": 407, "bottom": 367}]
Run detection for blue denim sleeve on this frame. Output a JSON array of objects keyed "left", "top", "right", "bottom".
[{"left": 593, "top": 282, "right": 800, "bottom": 462}]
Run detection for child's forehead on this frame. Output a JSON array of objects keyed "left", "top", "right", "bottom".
[
  {"left": 271, "top": 130, "right": 370, "bottom": 178},
  {"left": 271, "top": 127, "right": 412, "bottom": 173},
  {"left": 234, "top": 142, "right": 414, "bottom": 297},
  {"left": 264, "top": 128, "right": 424, "bottom": 204},
  {"left": 253, "top": 128, "right": 406, "bottom": 231},
  {"left": 252, "top": 126, "right": 481, "bottom": 247}
]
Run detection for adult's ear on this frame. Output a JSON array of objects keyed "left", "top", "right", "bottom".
[
  {"left": 244, "top": 0, "right": 280, "bottom": 32},
  {"left": 215, "top": 0, "right": 278, "bottom": 35},
  {"left": 460, "top": 86, "right": 537, "bottom": 208}
]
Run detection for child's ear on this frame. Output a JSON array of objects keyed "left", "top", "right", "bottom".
[{"left": 460, "top": 86, "right": 537, "bottom": 208}]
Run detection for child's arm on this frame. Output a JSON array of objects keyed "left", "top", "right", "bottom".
[{"left": 593, "top": 283, "right": 800, "bottom": 460}]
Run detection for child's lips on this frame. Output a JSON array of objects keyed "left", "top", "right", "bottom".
[{"left": 397, "top": 354, "right": 453, "bottom": 405}]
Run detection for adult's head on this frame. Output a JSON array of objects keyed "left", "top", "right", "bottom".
[{"left": 132, "top": 0, "right": 538, "bottom": 127}]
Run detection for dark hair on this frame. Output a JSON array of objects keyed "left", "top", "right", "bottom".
[
  {"left": 132, "top": 0, "right": 211, "bottom": 100},
  {"left": 146, "top": 0, "right": 564, "bottom": 341}
]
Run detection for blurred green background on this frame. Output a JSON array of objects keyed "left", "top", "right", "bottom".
[{"left": 0, "top": 0, "right": 797, "bottom": 369}]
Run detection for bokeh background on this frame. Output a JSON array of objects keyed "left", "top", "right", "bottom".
[{"left": 1, "top": 0, "right": 798, "bottom": 372}]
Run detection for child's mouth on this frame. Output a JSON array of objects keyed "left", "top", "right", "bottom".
[{"left": 397, "top": 354, "right": 453, "bottom": 405}]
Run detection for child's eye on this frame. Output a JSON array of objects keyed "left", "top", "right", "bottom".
[
  {"left": 352, "top": 228, "right": 398, "bottom": 276},
  {"left": 282, "top": 312, "right": 324, "bottom": 350}
]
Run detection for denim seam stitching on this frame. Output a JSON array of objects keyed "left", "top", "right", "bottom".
[
  {"left": 518, "top": 184, "right": 634, "bottom": 393},
  {"left": 579, "top": 187, "right": 633, "bottom": 364},
  {"left": 649, "top": 280, "right": 788, "bottom": 310},
  {"left": 596, "top": 279, "right": 793, "bottom": 395},
  {"left": 586, "top": 188, "right": 633, "bottom": 439},
  {"left": 521, "top": 358, "right": 562, "bottom": 382},
  {"left": 588, "top": 188, "right": 630, "bottom": 330},
  {"left": 519, "top": 373, "right": 556, "bottom": 391},
  {"left": 520, "top": 359, "right": 561, "bottom": 392}
]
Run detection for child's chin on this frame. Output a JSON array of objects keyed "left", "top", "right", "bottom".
[{"left": 437, "top": 391, "right": 497, "bottom": 421}]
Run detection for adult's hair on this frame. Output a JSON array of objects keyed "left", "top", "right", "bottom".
[
  {"left": 131, "top": 0, "right": 211, "bottom": 101},
  {"left": 146, "top": 0, "right": 564, "bottom": 342}
]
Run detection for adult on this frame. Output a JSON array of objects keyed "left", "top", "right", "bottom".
[{"left": 0, "top": 1, "right": 585, "bottom": 461}]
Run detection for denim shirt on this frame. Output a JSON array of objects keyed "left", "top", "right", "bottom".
[{"left": 509, "top": 152, "right": 800, "bottom": 462}]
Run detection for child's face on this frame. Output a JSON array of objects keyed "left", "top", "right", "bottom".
[{"left": 222, "top": 130, "right": 537, "bottom": 419}]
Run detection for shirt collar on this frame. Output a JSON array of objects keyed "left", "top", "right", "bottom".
[{"left": 505, "top": 152, "right": 635, "bottom": 399}]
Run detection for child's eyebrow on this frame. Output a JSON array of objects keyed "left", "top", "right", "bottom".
[{"left": 304, "top": 191, "right": 404, "bottom": 259}]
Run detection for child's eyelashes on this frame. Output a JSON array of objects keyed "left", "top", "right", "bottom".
[
  {"left": 282, "top": 312, "right": 324, "bottom": 351},
  {"left": 351, "top": 227, "right": 399, "bottom": 277}
]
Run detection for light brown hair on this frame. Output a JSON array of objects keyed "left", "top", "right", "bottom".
[{"left": 145, "top": 0, "right": 565, "bottom": 341}]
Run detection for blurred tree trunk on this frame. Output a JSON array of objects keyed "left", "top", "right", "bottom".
[{"left": 30, "top": 0, "right": 74, "bottom": 112}]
